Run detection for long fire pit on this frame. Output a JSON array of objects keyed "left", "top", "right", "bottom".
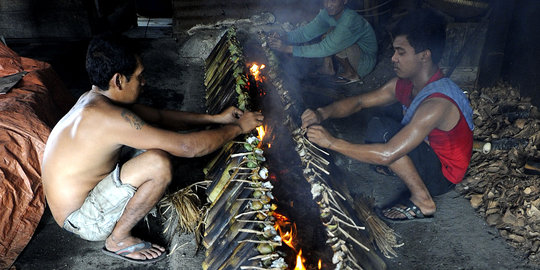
[{"left": 195, "top": 27, "right": 399, "bottom": 270}]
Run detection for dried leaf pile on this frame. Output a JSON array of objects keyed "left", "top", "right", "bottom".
[{"left": 457, "top": 82, "right": 540, "bottom": 263}]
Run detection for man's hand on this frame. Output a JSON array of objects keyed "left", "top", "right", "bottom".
[
  {"left": 235, "top": 111, "right": 264, "bottom": 134},
  {"left": 306, "top": 125, "right": 335, "bottom": 149},
  {"left": 301, "top": 108, "right": 324, "bottom": 129},
  {"left": 268, "top": 35, "right": 293, "bottom": 54},
  {"left": 215, "top": 106, "right": 243, "bottom": 124}
]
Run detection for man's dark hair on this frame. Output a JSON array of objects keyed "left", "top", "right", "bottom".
[
  {"left": 392, "top": 8, "right": 446, "bottom": 64},
  {"left": 86, "top": 33, "right": 139, "bottom": 90}
]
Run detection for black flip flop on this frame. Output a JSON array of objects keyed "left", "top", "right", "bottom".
[{"left": 377, "top": 198, "right": 434, "bottom": 223}]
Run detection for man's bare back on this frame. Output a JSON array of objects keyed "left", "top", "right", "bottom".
[{"left": 42, "top": 91, "right": 126, "bottom": 226}]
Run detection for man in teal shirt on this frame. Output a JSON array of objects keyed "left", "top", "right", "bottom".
[{"left": 268, "top": 0, "right": 377, "bottom": 84}]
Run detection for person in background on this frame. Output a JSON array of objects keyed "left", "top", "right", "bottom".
[
  {"left": 301, "top": 9, "right": 473, "bottom": 221},
  {"left": 268, "top": 0, "right": 377, "bottom": 85},
  {"left": 41, "top": 34, "right": 263, "bottom": 263}
]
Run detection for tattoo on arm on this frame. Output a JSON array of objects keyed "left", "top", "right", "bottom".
[{"left": 121, "top": 109, "right": 145, "bottom": 130}]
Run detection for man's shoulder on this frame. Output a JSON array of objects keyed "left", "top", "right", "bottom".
[
  {"left": 65, "top": 95, "right": 127, "bottom": 133},
  {"left": 79, "top": 94, "right": 122, "bottom": 116},
  {"left": 341, "top": 9, "right": 366, "bottom": 23}
]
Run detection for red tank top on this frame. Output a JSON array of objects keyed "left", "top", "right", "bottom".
[{"left": 395, "top": 71, "right": 472, "bottom": 184}]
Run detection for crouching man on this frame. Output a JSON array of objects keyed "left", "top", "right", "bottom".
[
  {"left": 301, "top": 9, "right": 473, "bottom": 221},
  {"left": 41, "top": 34, "right": 263, "bottom": 263}
]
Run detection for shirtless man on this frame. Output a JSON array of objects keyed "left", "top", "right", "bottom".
[
  {"left": 41, "top": 34, "right": 263, "bottom": 263},
  {"left": 301, "top": 9, "right": 473, "bottom": 221}
]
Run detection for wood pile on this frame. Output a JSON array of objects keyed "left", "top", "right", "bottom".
[{"left": 456, "top": 82, "right": 540, "bottom": 263}]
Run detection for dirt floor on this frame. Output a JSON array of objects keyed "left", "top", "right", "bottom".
[{"left": 9, "top": 25, "right": 539, "bottom": 270}]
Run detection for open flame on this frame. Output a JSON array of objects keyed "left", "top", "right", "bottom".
[
  {"left": 249, "top": 63, "right": 265, "bottom": 82},
  {"left": 256, "top": 125, "right": 271, "bottom": 148},
  {"left": 273, "top": 212, "right": 308, "bottom": 270},
  {"left": 256, "top": 125, "right": 265, "bottom": 141},
  {"left": 294, "top": 249, "right": 306, "bottom": 270}
]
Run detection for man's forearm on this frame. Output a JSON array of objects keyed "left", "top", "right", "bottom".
[
  {"left": 132, "top": 104, "right": 218, "bottom": 130},
  {"left": 185, "top": 124, "right": 243, "bottom": 157},
  {"left": 319, "top": 95, "right": 362, "bottom": 120},
  {"left": 160, "top": 110, "right": 216, "bottom": 130}
]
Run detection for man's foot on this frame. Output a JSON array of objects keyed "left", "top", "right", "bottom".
[
  {"left": 333, "top": 75, "right": 361, "bottom": 85},
  {"left": 379, "top": 198, "right": 435, "bottom": 222},
  {"left": 103, "top": 236, "right": 166, "bottom": 264}
]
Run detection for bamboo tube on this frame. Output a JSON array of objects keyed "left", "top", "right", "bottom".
[
  {"left": 218, "top": 243, "right": 261, "bottom": 270},
  {"left": 203, "top": 188, "right": 252, "bottom": 248},
  {"left": 207, "top": 85, "right": 239, "bottom": 115},
  {"left": 203, "top": 240, "right": 255, "bottom": 270},
  {"left": 203, "top": 141, "right": 236, "bottom": 175},
  {"left": 206, "top": 71, "right": 236, "bottom": 104},
  {"left": 206, "top": 158, "right": 241, "bottom": 203},
  {"left": 204, "top": 216, "right": 258, "bottom": 263},
  {"left": 205, "top": 60, "right": 235, "bottom": 94},
  {"left": 206, "top": 179, "right": 246, "bottom": 225},
  {"left": 205, "top": 55, "right": 234, "bottom": 87},
  {"left": 205, "top": 40, "right": 232, "bottom": 77},
  {"left": 205, "top": 31, "right": 229, "bottom": 67}
]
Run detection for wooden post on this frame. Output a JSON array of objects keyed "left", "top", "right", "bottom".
[{"left": 476, "top": 0, "right": 516, "bottom": 88}]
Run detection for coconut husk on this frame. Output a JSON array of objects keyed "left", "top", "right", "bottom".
[{"left": 458, "top": 82, "right": 540, "bottom": 264}]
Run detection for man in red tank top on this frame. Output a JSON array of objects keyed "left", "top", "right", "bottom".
[{"left": 300, "top": 9, "right": 473, "bottom": 221}]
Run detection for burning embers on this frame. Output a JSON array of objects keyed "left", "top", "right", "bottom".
[{"left": 250, "top": 63, "right": 266, "bottom": 83}]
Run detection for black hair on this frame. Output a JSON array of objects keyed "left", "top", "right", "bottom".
[
  {"left": 392, "top": 8, "right": 446, "bottom": 64},
  {"left": 85, "top": 33, "right": 139, "bottom": 90}
]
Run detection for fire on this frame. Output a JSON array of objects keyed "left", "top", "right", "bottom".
[
  {"left": 294, "top": 250, "right": 306, "bottom": 270},
  {"left": 249, "top": 63, "right": 265, "bottom": 82},
  {"left": 272, "top": 212, "right": 296, "bottom": 249},
  {"left": 256, "top": 125, "right": 265, "bottom": 141},
  {"left": 273, "top": 212, "right": 310, "bottom": 270},
  {"left": 281, "top": 223, "right": 295, "bottom": 248},
  {"left": 318, "top": 259, "right": 322, "bottom": 269}
]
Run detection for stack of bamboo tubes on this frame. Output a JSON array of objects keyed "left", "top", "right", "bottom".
[
  {"left": 202, "top": 136, "right": 288, "bottom": 269},
  {"left": 204, "top": 27, "right": 250, "bottom": 115},
  {"left": 201, "top": 28, "right": 289, "bottom": 270}
]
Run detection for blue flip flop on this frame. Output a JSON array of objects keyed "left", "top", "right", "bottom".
[
  {"left": 102, "top": 241, "right": 167, "bottom": 264},
  {"left": 333, "top": 76, "right": 361, "bottom": 85}
]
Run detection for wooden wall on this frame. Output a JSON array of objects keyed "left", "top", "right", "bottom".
[{"left": 0, "top": 0, "right": 91, "bottom": 39}]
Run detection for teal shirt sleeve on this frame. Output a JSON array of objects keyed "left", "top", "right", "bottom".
[
  {"left": 286, "top": 10, "right": 330, "bottom": 44},
  {"left": 288, "top": 9, "right": 378, "bottom": 59}
]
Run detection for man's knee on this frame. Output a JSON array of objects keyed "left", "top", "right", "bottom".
[{"left": 144, "top": 149, "right": 172, "bottom": 185}]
